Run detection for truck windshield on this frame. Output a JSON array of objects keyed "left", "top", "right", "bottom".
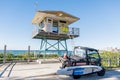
[
  {"left": 88, "top": 50, "right": 99, "bottom": 59},
  {"left": 74, "top": 48, "right": 86, "bottom": 58},
  {"left": 74, "top": 48, "right": 100, "bottom": 59}
]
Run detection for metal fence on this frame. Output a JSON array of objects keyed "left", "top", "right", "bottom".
[
  {"left": 32, "top": 26, "right": 80, "bottom": 37},
  {"left": 101, "top": 57, "right": 120, "bottom": 68},
  {"left": 68, "top": 27, "right": 79, "bottom": 36}
]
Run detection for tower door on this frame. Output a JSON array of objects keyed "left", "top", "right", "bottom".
[
  {"left": 53, "top": 20, "right": 58, "bottom": 33},
  {"left": 46, "top": 18, "right": 53, "bottom": 32}
]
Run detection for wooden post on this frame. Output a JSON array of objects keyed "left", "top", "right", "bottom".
[
  {"left": 3, "top": 45, "right": 6, "bottom": 64},
  {"left": 27, "top": 46, "right": 30, "bottom": 63},
  {"left": 34, "top": 51, "right": 37, "bottom": 59}
]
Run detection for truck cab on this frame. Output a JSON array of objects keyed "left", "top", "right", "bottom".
[
  {"left": 58, "top": 46, "right": 105, "bottom": 79},
  {"left": 60, "top": 46, "right": 102, "bottom": 68},
  {"left": 71, "top": 46, "right": 101, "bottom": 66}
]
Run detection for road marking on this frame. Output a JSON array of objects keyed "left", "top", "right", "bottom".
[{"left": 0, "top": 62, "right": 16, "bottom": 78}]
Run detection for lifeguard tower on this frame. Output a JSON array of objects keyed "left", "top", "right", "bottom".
[{"left": 32, "top": 10, "right": 80, "bottom": 58}]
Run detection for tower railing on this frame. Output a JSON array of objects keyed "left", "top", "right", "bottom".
[
  {"left": 68, "top": 27, "right": 79, "bottom": 36},
  {"left": 32, "top": 26, "right": 40, "bottom": 37},
  {"left": 32, "top": 26, "right": 79, "bottom": 38}
]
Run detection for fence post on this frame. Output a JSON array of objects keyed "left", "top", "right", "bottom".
[
  {"left": 117, "top": 58, "right": 120, "bottom": 67},
  {"left": 108, "top": 58, "right": 111, "bottom": 67},
  {"left": 3, "top": 45, "right": 7, "bottom": 64},
  {"left": 34, "top": 51, "right": 37, "bottom": 59},
  {"left": 27, "top": 46, "right": 30, "bottom": 63}
]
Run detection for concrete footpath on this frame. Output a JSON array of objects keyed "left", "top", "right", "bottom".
[{"left": 0, "top": 62, "right": 61, "bottom": 80}]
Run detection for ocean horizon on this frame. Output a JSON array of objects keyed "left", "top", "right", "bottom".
[{"left": 0, "top": 50, "right": 72, "bottom": 55}]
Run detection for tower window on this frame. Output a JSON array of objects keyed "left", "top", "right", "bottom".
[
  {"left": 39, "top": 20, "right": 44, "bottom": 28},
  {"left": 60, "top": 20, "right": 66, "bottom": 23}
]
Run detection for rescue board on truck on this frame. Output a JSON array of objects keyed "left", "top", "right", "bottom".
[{"left": 57, "top": 65, "right": 102, "bottom": 76}]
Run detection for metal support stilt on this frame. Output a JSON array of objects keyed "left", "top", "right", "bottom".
[
  {"left": 39, "top": 38, "right": 68, "bottom": 59},
  {"left": 44, "top": 39, "right": 47, "bottom": 61},
  {"left": 58, "top": 40, "right": 60, "bottom": 55},
  {"left": 65, "top": 40, "right": 68, "bottom": 54},
  {"left": 39, "top": 39, "right": 43, "bottom": 59}
]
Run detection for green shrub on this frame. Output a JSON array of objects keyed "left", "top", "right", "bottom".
[
  {"left": 100, "top": 51, "right": 120, "bottom": 68},
  {"left": 0, "top": 53, "right": 3, "bottom": 58}
]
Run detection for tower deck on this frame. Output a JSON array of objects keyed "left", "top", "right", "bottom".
[{"left": 32, "top": 27, "right": 79, "bottom": 40}]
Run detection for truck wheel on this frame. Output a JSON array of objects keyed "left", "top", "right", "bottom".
[
  {"left": 73, "top": 75, "right": 81, "bottom": 79},
  {"left": 97, "top": 68, "right": 105, "bottom": 76}
]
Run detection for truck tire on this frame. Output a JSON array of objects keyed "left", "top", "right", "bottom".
[
  {"left": 97, "top": 68, "right": 105, "bottom": 76},
  {"left": 73, "top": 75, "right": 81, "bottom": 79}
]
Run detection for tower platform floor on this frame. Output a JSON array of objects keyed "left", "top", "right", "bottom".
[{"left": 32, "top": 31, "right": 79, "bottom": 40}]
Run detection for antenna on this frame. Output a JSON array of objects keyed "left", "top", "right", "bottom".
[{"left": 34, "top": 0, "right": 38, "bottom": 12}]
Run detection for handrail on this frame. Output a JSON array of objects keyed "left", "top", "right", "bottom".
[
  {"left": 32, "top": 26, "right": 79, "bottom": 37},
  {"left": 32, "top": 26, "right": 39, "bottom": 37},
  {"left": 68, "top": 27, "right": 79, "bottom": 36}
]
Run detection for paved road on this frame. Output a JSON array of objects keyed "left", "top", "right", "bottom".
[
  {"left": 5, "top": 69, "right": 120, "bottom": 80},
  {"left": 30, "top": 70, "right": 120, "bottom": 80},
  {"left": 0, "top": 62, "right": 120, "bottom": 80}
]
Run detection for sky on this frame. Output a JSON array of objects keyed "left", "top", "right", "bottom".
[{"left": 0, "top": 0, "right": 120, "bottom": 50}]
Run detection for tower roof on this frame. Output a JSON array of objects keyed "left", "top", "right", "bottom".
[{"left": 32, "top": 10, "right": 80, "bottom": 25}]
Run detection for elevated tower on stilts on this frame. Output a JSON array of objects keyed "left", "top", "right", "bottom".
[{"left": 32, "top": 10, "right": 80, "bottom": 59}]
